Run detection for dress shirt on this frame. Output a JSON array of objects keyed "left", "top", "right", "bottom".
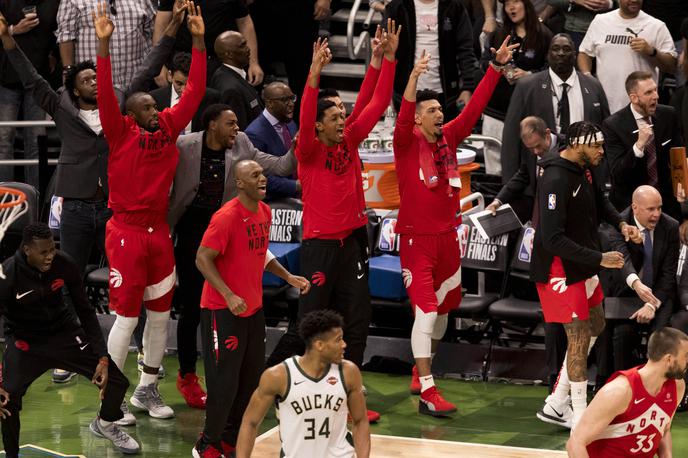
[
  {"left": 625, "top": 215, "right": 660, "bottom": 307},
  {"left": 630, "top": 104, "right": 653, "bottom": 158},
  {"left": 548, "top": 68, "right": 584, "bottom": 133},
  {"left": 223, "top": 63, "right": 247, "bottom": 80},
  {"left": 171, "top": 85, "right": 192, "bottom": 134}
]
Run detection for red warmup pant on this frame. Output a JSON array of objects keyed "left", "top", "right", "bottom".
[
  {"left": 399, "top": 231, "right": 462, "bottom": 315},
  {"left": 105, "top": 217, "right": 176, "bottom": 317}
]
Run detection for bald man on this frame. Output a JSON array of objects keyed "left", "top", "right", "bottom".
[
  {"left": 194, "top": 159, "right": 310, "bottom": 456},
  {"left": 210, "top": 31, "right": 263, "bottom": 129},
  {"left": 602, "top": 185, "right": 680, "bottom": 372},
  {"left": 245, "top": 82, "right": 299, "bottom": 199}
]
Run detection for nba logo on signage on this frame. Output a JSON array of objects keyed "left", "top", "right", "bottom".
[
  {"left": 457, "top": 224, "right": 470, "bottom": 258},
  {"left": 518, "top": 227, "right": 536, "bottom": 262},
  {"left": 379, "top": 218, "right": 398, "bottom": 252}
]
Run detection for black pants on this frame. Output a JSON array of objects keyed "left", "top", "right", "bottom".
[
  {"left": 268, "top": 228, "right": 371, "bottom": 368},
  {"left": 544, "top": 323, "right": 568, "bottom": 392},
  {"left": 1, "top": 331, "right": 128, "bottom": 458},
  {"left": 59, "top": 199, "right": 111, "bottom": 276},
  {"left": 200, "top": 308, "right": 265, "bottom": 447}
]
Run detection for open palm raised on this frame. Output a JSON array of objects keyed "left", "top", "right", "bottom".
[
  {"left": 92, "top": 2, "right": 114, "bottom": 40},
  {"left": 186, "top": 1, "right": 204, "bottom": 37}
]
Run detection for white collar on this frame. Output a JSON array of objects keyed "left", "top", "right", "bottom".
[
  {"left": 171, "top": 84, "right": 180, "bottom": 103},
  {"left": 224, "top": 63, "right": 247, "bottom": 80},
  {"left": 634, "top": 215, "right": 652, "bottom": 234},
  {"left": 548, "top": 68, "right": 577, "bottom": 89},
  {"left": 263, "top": 108, "right": 281, "bottom": 127}
]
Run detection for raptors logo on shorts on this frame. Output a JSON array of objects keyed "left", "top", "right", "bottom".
[
  {"left": 109, "top": 268, "right": 123, "bottom": 288},
  {"left": 402, "top": 268, "right": 413, "bottom": 288}
]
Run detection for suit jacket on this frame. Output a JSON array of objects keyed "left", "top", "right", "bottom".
[
  {"left": 149, "top": 85, "right": 220, "bottom": 133},
  {"left": 245, "top": 113, "right": 299, "bottom": 199},
  {"left": 210, "top": 65, "right": 263, "bottom": 130},
  {"left": 501, "top": 70, "right": 610, "bottom": 182},
  {"left": 496, "top": 133, "right": 560, "bottom": 204},
  {"left": 606, "top": 209, "right": 679, "bottom": 308},
  {"left": 168, "top": 131, "right": 298, "bottom": 228},
  {"left": 602, "top": 104, "right": 684, "bottom": 221}
]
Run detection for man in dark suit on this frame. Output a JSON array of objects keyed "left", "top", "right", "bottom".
[
  {"left": 245, "top": 81, "right": 299, "bottom": 200},
  {"left": 602, "top": 71, "right": 685, "bottom": 223},
  {"left": 210, "top": 30, "right": 263, "bottom": 130},
  {"left": 149, "top": 52, "right": 219, "bottom": 134},
  {"left": 501, "top": 34, "right": 610, "bottom": 182},
  {"left": 602, "top": 185, "right": 679, "bottom": 372}
]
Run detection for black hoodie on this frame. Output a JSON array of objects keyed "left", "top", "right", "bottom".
[
  {"left": 0, "top": 249, "right": 107, "bottom": 358},
  {"left": 530, "top": 156, "right": 623, "bottom": 285}
]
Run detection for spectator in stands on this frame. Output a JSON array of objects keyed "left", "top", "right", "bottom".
[
  {"left": 501, "top": 34, "right": 609, "bottom": 185},
  {"left": 211, "top": 31, "right": 263, "bottom": 130},
  {"left": 149, "top": 52, "right": 220, "bottom": 134},
  {"left": 245, "top": 82, "right": 300, "bottom": 200},
  {"left": 578, "top": 0, "right": 677, "bottom": 114},
  {"left": 670, "top": 18, "right": 688, "bottom": 140},
  {"left": 602, "top": 185, "right": 679, "bottom": 372},
  {"left": 545, "top": 0, "right": 614, "bottom": 48},
  {"left": 480, "top": 0, "right": 552, "bottom": 175},
  {"left": 602, "top": 71, "right": 684, "bottom": 223},
  {"left": 168, "top": 104, "right": 297, "bottom": 410},
  {"left": 155, "top": 0, "right": 263, "bottom": 87},
  {"left": 642, "top": 0, "right": 688, "bottom": 51},
  {"left": 0, "top": 0, "right": 58, "bottom": 188},
  {"left": 56, "top": 0, "right": 155, "bottom": 90},
  {"left": 383, "top": 0, "right": 482, "bottom": 120},
  {"left": 369, "top": 0, "right": 391, "bottom": 13}
]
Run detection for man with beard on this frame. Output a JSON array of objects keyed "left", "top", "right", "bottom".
[
  {"left": 532, "top": 121, "right": 641, "bottom": 430},
  {"left": 393, "top": 37, "right": 517, "bottom": 417},
  {"left": 95, "top": 1, "right": 206, "bottom": 423},
  {"left": 567, "top": 327, "right": 688, "bottom": 457}
]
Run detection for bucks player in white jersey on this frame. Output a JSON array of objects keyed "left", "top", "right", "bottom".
[{"left": 236, "top": 310, "right": 371, "bottom": 458}]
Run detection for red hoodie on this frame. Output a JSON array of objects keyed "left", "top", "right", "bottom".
[{"left": 97, "top": 48, "right": 206, "bottom": 228}]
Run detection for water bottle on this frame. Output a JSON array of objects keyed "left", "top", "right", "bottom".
[{"left": 383, "top": 104, "right": 396, "bottom": 135}]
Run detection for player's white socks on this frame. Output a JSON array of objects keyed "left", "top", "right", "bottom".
[
  {"left": 139, "top": 309, "right": 170, "bottom": 387},
  {"left": 420, "top": 375, "right": 435, "bottom": 393},
  {"left": 549, "top": 336, "right": 598, "bottom": 408},
  {"left": 570, "top": 380, "right": 588, "bottom": 428},
  {"left": 107, "top": 315, "right": 139, "bottom": 370}
]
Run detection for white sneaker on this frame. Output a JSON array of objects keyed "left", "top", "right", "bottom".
[
  {"left": 130, "top": 383, "right": 174, "bottom": 419},
  {"left": 115, "top": 400, "right": 136, "bottom": 426},
  {"left": 536, "top": 394, "right": 572, "bottom": 429},
  {"left": 90, "top": 417, "right": 140, "bottom": 454}
]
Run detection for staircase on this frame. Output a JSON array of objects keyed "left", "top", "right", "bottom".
[{"left": 322, "top": 0, "right": 383, "bottom": 110}]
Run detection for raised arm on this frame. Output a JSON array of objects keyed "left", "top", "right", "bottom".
[
  {"left": 236, "top": 14, "right": 263, "bottom": 86},
  {"left": 393, "top": 50, "right": 431, "bottom": 150},
  {"left": 347, "top": 26, "right": 383, "bottom": 126},
  {"left": 56, "top": 0, "right": 78, "bottom": 68},
  {"left": 0, "top": 13, "right": 59, "bottom": 116},
  {"left": 443, "top": 35, "right": 517, "bottom": 145},
  {"left": 94, "top": 2, "right": 126, "bottom": 140},
  {"left": 296, "top": 38, "right": 332, "bottom": 162},
  {"left": 166, "top": 2, "right": 207, "bottom": 134},
  {"left": 236, "top": 365, "right": 288, "bottom": 458}
]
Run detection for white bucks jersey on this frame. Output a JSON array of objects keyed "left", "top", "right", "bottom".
[{"left": 277, "top": 356, "right": 354, "bottom": 458}]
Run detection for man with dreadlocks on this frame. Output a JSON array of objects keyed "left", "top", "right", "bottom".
[{"left": 531, "top": 121, "right": 642, "bottom": 430}]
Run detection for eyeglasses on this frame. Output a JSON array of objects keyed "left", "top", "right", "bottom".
[
  {"left": 109, "top": 0, "right": 117, "bottom": 16},
  {"left": 268, "top": 95, "right": 297, "bottom": 104}
]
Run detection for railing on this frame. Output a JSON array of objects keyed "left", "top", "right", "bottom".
[
  {"left": 0, "top": 120, "right": 59, "bottom": 198},
  {"left": 346, "top": 0, "right": 375, "bottom": 65},
  {"left": 463, "top": 134, "right": 503, "bottom": 152}
]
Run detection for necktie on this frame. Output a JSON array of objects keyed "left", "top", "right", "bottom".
[
  {"left": 558, "top": 83, "right": 570, "bottom": 135},
  {"left": 279, "top": 123, "right": 292, "bottom": 150},
  {"left": 641, "top": 228, "right": 653, "bottom": 287},
  {"left": 642, "top": 117, "right": 658, "bottom": 187}
]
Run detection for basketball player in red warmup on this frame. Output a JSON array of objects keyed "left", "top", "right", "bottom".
[
  {"left": 393, "top": 38, "right": 518, "bottom": 416},
  {"left": 567, "top": 327, "right": 688, "bottom": 457},
  {"left": 95, "top": 1, "right": 206, "bottom": 423}
]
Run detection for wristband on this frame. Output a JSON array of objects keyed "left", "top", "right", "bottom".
[
  {"left": 649, "top": 48, "right": 657, "bottom": 57},
  {"left": 98, "top": 357, "right": 109, "bottom": 366},
  {"left": 62, "top": 65, "right": 74, "bottom": 75},
  {"left": 645, "top": 303, "right": 657, "bottom": 312},
  {"left": 8, "top": 25, "right": 14, "bottom": 36}
]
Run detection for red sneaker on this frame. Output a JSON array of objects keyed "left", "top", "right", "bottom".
[
  {"left": 367, "top": 409, "right": 381, "bottom": 423},
  {"left": 220, "top": 440, "right": 235, "bottom": 457},
  {"left": 409, "top": 365, "right": 421, "bottom": 395},
  {"left": 177, "top": 372, "right": 207, "bottom": 409},
  {"left": 419, "top": 386, "right": 457, "bottom": 417},
  {"left": 192, "top": 435, "right": 224, "bottom": 458}
]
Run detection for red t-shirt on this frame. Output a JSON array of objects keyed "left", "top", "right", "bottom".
[
  {"left": 97, "top": 49, "right": 206, "bottom": 227},
  {"left": 199, "top": 199, "right": 271, "bottom": 317},
  {"left": 392, "top": 66, "right": 501, "bottom": 235},
  {"left": 587, "top": 366, "right": 677, "bottom": 458},
  {"left": 296, "top": 58, "right": 395, "bottom": 240}
]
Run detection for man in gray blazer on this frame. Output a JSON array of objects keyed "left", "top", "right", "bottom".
[
  {"left": 168, "top": 103, "right": 296, "bottom": 407},
  {"left": 501, "top": 34, "right": 610, "bottom": 182}
]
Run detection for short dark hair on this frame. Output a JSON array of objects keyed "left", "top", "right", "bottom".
[
  {"left": 316, "top": 99, "right": 337, "bottom": 123},
  {"left": 415, "top": 89, "right": 441, "bottom": 107},
  {"left": 64, "top": 60, "right": 96, "bottom": 102},
  {"left": 22, "top": 223, "right": 52, "bottom": 247},
  {"left": 647, "top": 327, "right": 688, "bottom": 362},
  {"left": 202, "top": 103, "right": 233, "bottom": 130},
  {"left": 318, "top": 88, "right": 340, "bottom": 100},
  {"left": 625, "top": 71, "right": 654, "bottom": 95},
  {"left": 124, "top": 92, "right": 149, "bottom": 114},
  {"left": 566, "top": 121, "right": 602, "bottom": 147},
  {"left": 169, "top": 52, "right": 192, "bottom": 76},
  {"left": 520, "top": 116, "right": 548, "bottom": 139},
  {"left": 299, "top": 310, "right": 344, "bottom": 348}
]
